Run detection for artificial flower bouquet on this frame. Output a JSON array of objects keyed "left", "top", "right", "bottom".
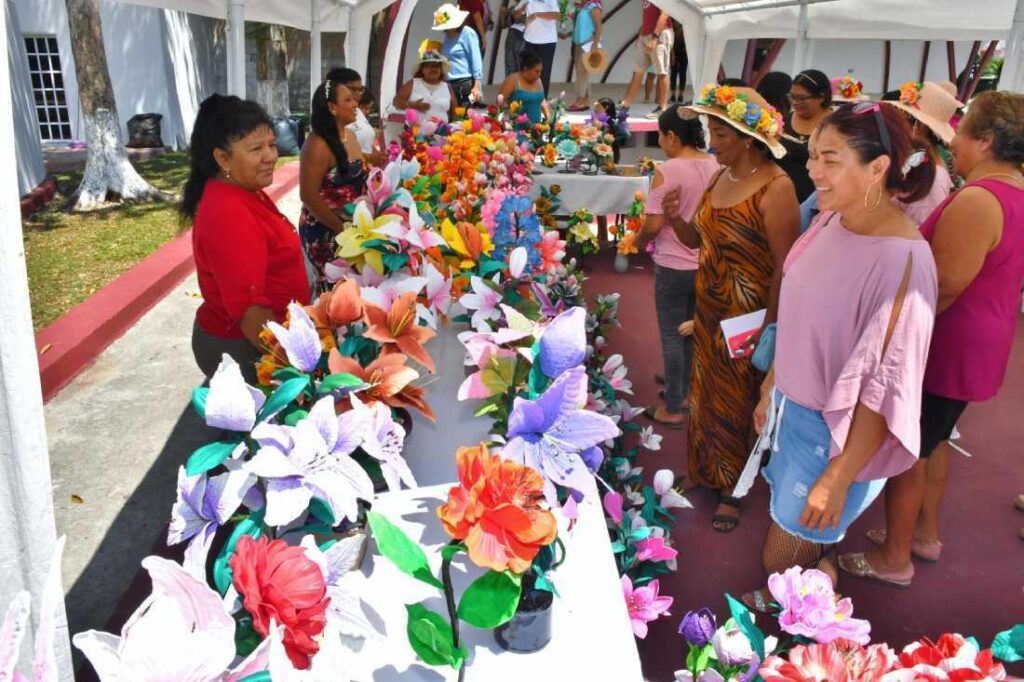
[
  {"left": 615, "top": 191, "right": 647, "bottom": 256},
  {"left": 565, "top": 208, "right": 599, "bottom": 255}
]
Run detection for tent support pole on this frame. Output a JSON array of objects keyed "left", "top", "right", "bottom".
[
  {"left": 946, "top": 41, "right": 957, "bottom": 82},
  {"left": 226, "top": 0, "right": 246, "bottom": 97},
  {"left": 882, "top": 40, "right": 891, "bottom": 92},
  {"left": 791, "top": 0, "right": 808, "bottom": 74},
  {"left": 741, "top": 39, "right": 757, "bottom": 84},
  {"left": 962, "top": 40, "right": 999, "bottom": 101},
  {"left": 957, "top": 40, "right": 981, "bottom": 97},
  {"left": 918, "top": 40, "right": 930, "bottom": 83},
  {"left": 1000, "top": 0, "right": 1024, "bottom": 93},
  {"left": 310, "top": 0, "right": 322, "bottom": 100}
]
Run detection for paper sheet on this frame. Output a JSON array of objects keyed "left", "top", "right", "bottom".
[{"left": 720, "top": 308, "right": 766, "bottom": 359}]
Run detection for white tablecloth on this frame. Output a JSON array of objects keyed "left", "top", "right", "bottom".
[
  {"left": 348, "top": 481, "right": 644, "bottom": 681},
  {"left": 530, "top": 165, "right": 651, "bottom": 216}
]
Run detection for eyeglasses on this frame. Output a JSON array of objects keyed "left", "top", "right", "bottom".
[
  {"left": 851, "top": 102, "right": 893, "bottom": 158},
  {"left": 787, "top": 93, "right": 815, "bottom": 103}
]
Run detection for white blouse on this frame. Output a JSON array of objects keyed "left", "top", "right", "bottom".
[{"left": 410, "top": 78, "right": 452, "bottom": 124}]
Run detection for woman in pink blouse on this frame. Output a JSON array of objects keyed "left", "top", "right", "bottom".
[
  {"left": 634, "top": 106, "right": 719, "bottom": 427},
  {"left": 845, "top": 90, "right": 1024, "bottom": 587},
  {"left": 740, "top": 103, "right": 939, "bottom": 610}
]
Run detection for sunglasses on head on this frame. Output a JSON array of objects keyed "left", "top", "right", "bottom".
[{"left": 851, "top": 101, "right": 893, "bottom": 158}]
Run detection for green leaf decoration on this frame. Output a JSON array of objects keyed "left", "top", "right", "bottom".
[
  {"left": 258, "top": 376, "right": 310, "bottom": 422},
  {"left": 213, "top": 508, "right": 265, "bottom": 595},
  {"left": 185, "top": 440, "right": 238, "bottom": 476},
  {"left": 308, "top": 497, "right": 337, "bottom": 526},
  {"left": 477, "top": 259, "right": 505, "bottom": 277},
  {"left": 234, "top": 615, "right": 262, "bottom": 657},
  {"left": 405, "top": 603, "right": 467, "bottom": 669},
  {"left": 383, "top": 252, "right": 411, "bottom": 273},
  {"left": 474, "top": 402, "right": 499, "bottom": 417},
  {"left": 726, "top": 593, "right": 766, "bottom": 659},
  {"left": 283, "top": 409, "right": 310, "bottom": 427},
  {"left": 191, "top": 387, "right": 209, "bottom": 420},
  {"left": 270, "top": 366, "right": 305, "bottom": 382},
  {"left": 237, "top": 674, "right": 272, "bottom": 682},
  {"left": 317, "top": 372, "right": 365, "bottom": 394},
  {"left": 457, "top": 570, "right": 522, "bottom": 628},
  {"left": 441, "top": 543, "right": 466, "bottom": 563},
  {"left": 367, "top": 511, "right": 443, "bottom": 588},
  {"left": 992, "top": 624, "right": 1024, "bottom": 663},
  {"left": 451, "top": 313, "right": 471, "bottom": 325}
]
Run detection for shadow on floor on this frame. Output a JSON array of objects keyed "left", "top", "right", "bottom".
[{"left": 67, "top": 401, "right": 213, "bottom": 680}]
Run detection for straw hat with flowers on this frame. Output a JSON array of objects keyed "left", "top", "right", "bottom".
[
  {"left": 882, "top": 81, "right": 963, "bottom": 144},
  {"left": 831, "top": 74, "right": 868, "bottom": 103},
  {"left": 685, "top": 84, "right": 787, "bottom": 159},
  {"left": 431, "top": 3, "right": 470, "bottom": 31},
  {"left": 416, "top": 39, "right": 450, "bottom": 76}
]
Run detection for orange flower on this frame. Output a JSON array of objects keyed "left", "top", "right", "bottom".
[
  {"left": 362, "top": 292, "right": 436, "bottom": 373},
  {"left": 715, "top": 85, "right": 736, "bottom": 105},
  {"left": 327, "top": 350, "right": 436, "bottom": 420},
  {"left": 899, "top": 81, "right": 921, "bottom": 106},
  {"left": 437, "top": 444, "right": 557, "bottom": 573},
  {"left": 305, "top": 279, "right": 365, "bottom": 352}
]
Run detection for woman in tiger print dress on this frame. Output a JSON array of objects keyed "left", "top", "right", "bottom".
[{"left": 666, "top": 89, "right": 800, "bottom": 531}]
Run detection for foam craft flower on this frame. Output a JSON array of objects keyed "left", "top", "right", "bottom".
[
  {"left": 359, "top": 275, "right": 427, "bottom": 315},
  {"left": 761, "top": 640, "right": 899, "bottom": 682},
  {"left": 363, "top": 292, "right": 437, "bottom": 373},
  {"left": 231, "top": 535, "right": 330, "bottom": 670},
  {"left": 556, "top": 138, "right": 580, "bottom": 159},
  {"left": 502, "top": 366, "right": 620, "bottom": 504},
  {"left": 768, "top": 566, "right": 871, "bottom": 645},
  {"left": 459, "top": 275, "right": 504, "bottom": 331},
  {"left": 653, "top": 469, "right": 693, "bottom": 509},
  {"left": 308, "top": 279, "right": 364, "bottom": 335},
  {"left": 539, "top": 230, "right": 566, "bottom": 273},
  {"left": 678, "top": 608, "right": 717, "bottom": 648},
  {"left": 299, "top": 534, "right": 376, "bottom": 639},
  {"left": 168, "top": 466, "right": 255, "bottom": 579},
  {"left": 899, "top": 81, "right": 922, "bottom": 106},
  {"left": 73, "top": 557, "right": 271, "bottom": 681},
  {"left": 336, "top": 202, "right": 397, "bottom": 274},
  {"left": 711, "top": 620, "right": 758, "bottom": 667},
  {"left": 639, "top": 425, "right": 663, "bottom": 451},
  {"left": 266, "top": 619, "right": 351, "bottom": 682},
  {"left": 266, "top": 303, "right": 323, "bottom": 373},
  {"left": 673, "top": 671, "right": 725, "bottom": 682},
  {"left": 537, "top": 306, "right": 587, "bottom": 380},
  {"left": 458, "top": 344, "right": 519, "bottom": 400},
  {"left": 602, "top": 353, "right": 633, "bottom": 394},
  {"left": 437, "top": 444, "right": 558, "bottom": 573},
  {"left": 593, "top": 143, "right": 614, "bottom": 158},
  {"left": 634, "top": 536, "right": 677, "bottom": 563},
  {"left": 622, "top": 575, "right": 672, "bottom": 639},
  {"left": 715, "top": 85, "right": 736, "bottom": 105},
  {"left": 327, "top": 351, "right": 435, "bottom": 421},
  {"left": 509, "top": 246, "right": 528, "bottom": 278},
  {"left": 375, "top": 202, "right": 447, "bottom": 251},
  {"left": 420, "top": 261, "right": 453, "bottom": 329},
  {"left": 442, "top": 219, "right": 492, "bottom": 268},
  {"left": 350, "top": 393, "right": 417, "bottom": 491},
  {"left": 204, "top": 354, "right": 267, "bottom": 432},
  {"left": 727, "top": 99, "right": 748, "bottom": 121},
  {"left": 2, "top": 537, "right": 64, "bottom": 682},
  {"left": 896, "top": 633, "right": 1007, "bottom": 680},
  {"left": 245, "top": 395, "right": 374, "bottom": 526}
]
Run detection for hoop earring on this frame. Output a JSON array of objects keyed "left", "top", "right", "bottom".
[{"left": 863, "top": 182, "right": 882, "bottom": 210}]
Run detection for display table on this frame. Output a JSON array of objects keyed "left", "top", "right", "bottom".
[
  {"left": 347, "top": 481, "right": 644, "bottom": 681},
  {"left": 530, "top": 165, "right": 652, "bottom": 216}
]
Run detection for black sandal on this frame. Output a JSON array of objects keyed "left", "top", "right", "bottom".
[{"left": 712, "top": 493, "right": 741, "bottom": 533}]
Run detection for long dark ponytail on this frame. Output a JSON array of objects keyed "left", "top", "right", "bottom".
[
  {"left": 311, "top": 67, "right": 361, "bottom": 175},
  {"left": 180, "top": 94, "right": 273, "bottom": 222}
]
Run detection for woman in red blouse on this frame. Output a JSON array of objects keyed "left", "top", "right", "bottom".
[{"left": 181, "top": 94, "right": 311, "bottom": 383}]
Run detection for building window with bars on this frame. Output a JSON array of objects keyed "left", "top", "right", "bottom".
[{"left": 25, "top": 36, "right": 72, "bottom": 141}]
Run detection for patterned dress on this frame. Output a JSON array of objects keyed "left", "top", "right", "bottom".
[
  {"left": 299, "top": 158, "right": 368, "bottom": 277},
  {"left": 687, "top": 171, "right": 782, "bottom": 490}
]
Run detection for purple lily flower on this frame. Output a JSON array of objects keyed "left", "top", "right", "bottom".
[
  {"left": 266, "top": 302, "right": 322, "bottom": 373},
  {"left": 531, "top": 281, "right": 566, "bottom": 318},
  {"left": 205, "top": 355, "right": 267, "bottom": 432},
  {"left": 537, "top": 306, "right": 587, "bottom": 380},
  {"left": 501, "top": 366, "right": 621, "bottom": 505},
  {"left": 678, "top": 608, "right": 717, "bottom": 647},
  {"left": 168, "top": 465, "right": 255, "bottom": 579},
  {"left": 244, "top": 396, "right": 373, "bottom": 527},
  {"left": 351, "top": 394, "right": 417, "bottom": 492}
]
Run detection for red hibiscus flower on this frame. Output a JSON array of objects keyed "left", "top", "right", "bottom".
[{"left": 231, "top": 535, "right": 330, "bottom": 669}]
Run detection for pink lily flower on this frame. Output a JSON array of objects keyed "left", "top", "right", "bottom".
[
  {"left": 374, "top": 203, "right": 447, "bottom": 251},
  {"left": 458, "top": 275, "right": 503, "bottom": 331},
  {"left": 603, "top": 489, "right": 624, "bottom": 524},
  {"left": 635, "top": 536, "right": 678, "bottom": 563},
  {"left": 621, "top": 575, "right": 673, "bottom": 639}
]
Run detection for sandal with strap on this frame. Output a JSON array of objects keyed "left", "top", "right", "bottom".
[
  {"left": 838, "top": 552, "right": 913, "bottom": 588},
  {"left": 712, "top": 494, "right": 741, "bottom": 533},
  {"left": 864, "top": 528, "right": 943, "bottom": 563},
  {"left": 643, "top": 406, "right": 686, "bottom": 429},
  {"left": 740, "top": 588, "right": 774, "bottom": 614}
]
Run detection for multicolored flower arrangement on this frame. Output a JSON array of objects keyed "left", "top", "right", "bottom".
[
  {"left": 834, "top": 74, "right": 865, "bottom": 100},
  {"left": 697, "top": 83, "right": 784, "bottom": 138}
]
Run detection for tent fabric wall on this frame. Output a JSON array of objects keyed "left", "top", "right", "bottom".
[{"left": 6, "top": 0, "right": 45, "bottom": 195}]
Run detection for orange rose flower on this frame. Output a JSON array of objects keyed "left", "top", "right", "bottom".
[
  {"left": 899, "top": 81, "right": 921, "bottom": 106},
  {"left": 715, "top": 85, "right": 736, "bottom": 105},
  {"left": 437, "top": 444, "right": 557, "bottom": 573}
]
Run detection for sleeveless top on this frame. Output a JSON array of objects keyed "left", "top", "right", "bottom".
[
  {"left": 298, "top": 153, "right": 368, "bottom": 271},
  {"left": 920, "top": 178, "right": 1024, "bottom": 401},
  {"left": 511, "top": 79, "right": 545, "bottom": 124},
  {"left": 410, "top": 78, "right": 451, "bottom": 124},
  {"left": 778, "top": 114, "right": 814, "bottom": 203},
  {"left": 572, "top": 0, "right": 601, "bottom": 44}
]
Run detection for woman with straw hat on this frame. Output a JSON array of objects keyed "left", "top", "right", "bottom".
[
  {"left": 567, "top": 0, "right": 604, "bottom": 111},
  {"left": 661, "top": 84, "right": 799, "bottom": 532},
  {"left": 433, "top": 3, "right": 483, "bottom": 108},
  {"left": 394, "top": 40, "right": 456, "bottom": 124}
]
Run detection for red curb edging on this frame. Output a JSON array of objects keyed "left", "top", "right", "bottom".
[
  {"left": 21, "top": 176, "right": 58, "bottom": 218},
  {"left": 35, "top": 162, "right": 302, "bottom": 402}
]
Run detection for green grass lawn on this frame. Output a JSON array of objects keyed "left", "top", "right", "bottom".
[{"left": 23, "top": 152, "right": 298, "bottom": 331}]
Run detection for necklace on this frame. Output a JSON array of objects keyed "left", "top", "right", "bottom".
[{"left": 727, "top": 164, "right": 760, "bottom": 182}]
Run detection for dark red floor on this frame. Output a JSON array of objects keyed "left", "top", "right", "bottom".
[{"left": 581, "top": 250, "right": 1024, "bottom": 681}]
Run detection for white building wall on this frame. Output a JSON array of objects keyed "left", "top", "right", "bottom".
[{"left": 7, "top": 0, "right": 46, "bottom": 194}]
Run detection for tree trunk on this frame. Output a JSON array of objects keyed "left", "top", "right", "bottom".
[
  {"left": 254, "top": 23, "right": 290, "bottom": 119},
  {"left": 64, "top": 0, "right": 167, "bottom": 210}
]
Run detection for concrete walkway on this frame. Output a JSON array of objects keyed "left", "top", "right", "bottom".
[{"left": 46, "top": 188, "right": 304, "bottom": 661}]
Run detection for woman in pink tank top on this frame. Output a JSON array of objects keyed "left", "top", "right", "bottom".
[{"left": 844, "top": 91, "right": 1024, "bottom": 587}]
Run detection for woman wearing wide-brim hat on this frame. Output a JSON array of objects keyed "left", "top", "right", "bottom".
[
  {"left": 830, "top": 74, "right": 869, "bottom": 104},
  {"left": 882, "top": 81, "right": 963, "bottom": 224},
  {"left": 394, "top": 40, "right": 456, "bottom": 124},
  {"left": 659, "top": 85, "right": 799, "bottom": 533},
  {"left": 433, "top": 3, "right": 483, "bottom": 108}
]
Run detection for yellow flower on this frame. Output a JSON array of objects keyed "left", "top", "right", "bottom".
[
  {"left": 726, "top": 99, "right": 748, "bottom": 121},
  {"left": 700, "top": 83, "right": 715, "bottom": 102},
  {"left": 334, "top": 201, "right": 396, "bottom": 274}
]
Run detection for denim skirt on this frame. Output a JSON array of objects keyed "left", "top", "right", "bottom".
[{"left": 762, "top": 388, "right": 886, "bottom": 544}]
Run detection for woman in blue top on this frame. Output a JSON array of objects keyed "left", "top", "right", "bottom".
[
  {"left": 498, "top": 51, "right": 550, "bottom": 124},
  {"left": 568, "top": 0, "right": 603, "bottom": 111},
  {"left": 433, "top": 3, "right": 483, "bottom": 107}
]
